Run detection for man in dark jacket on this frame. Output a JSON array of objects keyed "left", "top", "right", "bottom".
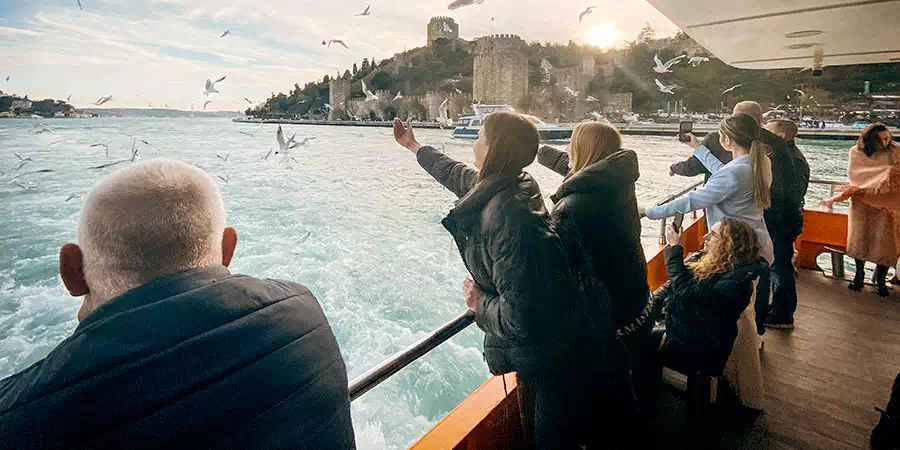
[
  {"left": 0, "top": 160, "right": 355, "bottom": 449},
  {"left": 669, "top": 101, "right": 804, "bottom": 332}
]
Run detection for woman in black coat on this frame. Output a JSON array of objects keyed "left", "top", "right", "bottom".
[
  {"left": 649, "top": 218, "right": 768, "bottom": 395},
  {"left": 537, "top": 122, "right": 652, "bottom": 403},
  {"left": 392, "top": 114, "right": 634, "bottom": 449}
]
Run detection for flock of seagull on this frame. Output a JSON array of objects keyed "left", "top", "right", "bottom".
[{"left": 648, "top": 53, "right": 742, "bottom": 97}]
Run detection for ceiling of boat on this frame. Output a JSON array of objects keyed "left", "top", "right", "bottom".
[{"left": 645, "top": 0, "right": 900, "bottom": 69}]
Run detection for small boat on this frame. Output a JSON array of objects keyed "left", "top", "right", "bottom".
[{"left": 452, "top": 104, "right": 573, "bottom": 143}]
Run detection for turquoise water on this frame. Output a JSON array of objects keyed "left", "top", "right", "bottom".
[{"left": 0, "top": 118, "right": 853, "bottom": 449}]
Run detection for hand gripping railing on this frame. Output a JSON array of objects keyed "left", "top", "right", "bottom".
[{"left": 653, "top": 181, "right": 704, "bottom": 245}]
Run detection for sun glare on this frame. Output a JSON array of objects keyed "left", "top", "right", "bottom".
[{"left": 584, "top": 24, "right": 620, "bottom": 49}]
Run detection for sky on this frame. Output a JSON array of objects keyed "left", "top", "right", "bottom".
[{"left": 0, "top": 0, "right": 678, "bottom": 111}]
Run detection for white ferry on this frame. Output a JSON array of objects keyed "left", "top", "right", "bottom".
[{"left": 452, "top": 104, "right": 574, "bottom": 143}]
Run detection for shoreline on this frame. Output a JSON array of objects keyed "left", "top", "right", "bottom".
[{"left": 233, "top": 117, "right": 871, "bottom": 141}]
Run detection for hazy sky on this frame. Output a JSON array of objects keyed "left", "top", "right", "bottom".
[{"left": 0, "top": 0, "right": 678, "bottom": 111}]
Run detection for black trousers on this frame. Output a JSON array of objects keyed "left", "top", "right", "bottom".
[
  {"left": 517, "top": 372, "right": 637, "bottom": 449},
  {"left": 769, "top": 232, "right": 799, "bottom": 322}
]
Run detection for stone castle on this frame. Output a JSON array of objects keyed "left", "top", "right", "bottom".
[{"left": 327, "top": 17, "right": 632, "bottom": 121}]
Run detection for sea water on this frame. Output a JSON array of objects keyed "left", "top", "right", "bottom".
[{"left": 0, "top": 118, "right": 853, "bottom": 449}]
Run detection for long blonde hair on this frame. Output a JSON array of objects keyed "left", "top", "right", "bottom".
[
  {"left": 478, "top": 112, "right": 540, "bottom": 182},
  {"left": 688, "top": 218, "right": 760, "bottom": 280},
  {"left": 568, "top": 121, "right": 622, "bottom": 176},
  {"left": 720, "top": 114, "right": 772, "bottom": 209}
]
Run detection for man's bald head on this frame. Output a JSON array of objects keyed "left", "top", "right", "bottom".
[
  {"left": 62, "top": 160, "right": 236, "bottom": 319},
  {"left": 733, "top": 101, "right": 763, "bottom": 125}
]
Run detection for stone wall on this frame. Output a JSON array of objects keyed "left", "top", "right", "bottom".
[
  {"left": 473, "top": 34, "right": 528, "bottom": 106},
  {"left": 347, "top": 89, "right": 394, "bottom": 120},
  {"left": 427, "top": 17, "right": 459, "bottom": 47},
  {"left": 602, "top": 92, "right": 633, "bottom": 113},
  {"left": 424, "top": 91, "right": 473, "bottom": 122},
  {"left": 328, "top": 78, "right": 352, "bottom": 120}
]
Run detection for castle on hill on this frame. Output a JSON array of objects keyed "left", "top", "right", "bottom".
[{"left": 327, "top": 17, "right": 633, "bottom": 122}]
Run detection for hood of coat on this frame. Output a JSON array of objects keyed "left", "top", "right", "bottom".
[
  {"left": 443, "top": 171, "right": 547, "bottom": 230},
  {"left": 550, "top": 150, "right": 639, "bottom": 204}
]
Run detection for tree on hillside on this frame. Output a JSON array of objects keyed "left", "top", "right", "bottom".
[
  {"left": 343, "top": 70, "right": 352, "bottom": 80},
  {"left": 637, "top": 23, "right": 656, "bottom": 43},
  {"left": 528, "top": 60, "right": 547, "bottom": 87},
  {"left": 361, "top": 58, "right": 370, "bottom": 71},
  {"left": 352, "top": 63, "right": 358, "bottom": 75}
]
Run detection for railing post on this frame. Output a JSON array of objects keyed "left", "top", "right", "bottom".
[{"left": 658, "top": 218, "right": 668, "bottom": 246}]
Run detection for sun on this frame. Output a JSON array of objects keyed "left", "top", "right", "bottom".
[{"left": 584, "top": 24, "right": 620, "bottom": 49}]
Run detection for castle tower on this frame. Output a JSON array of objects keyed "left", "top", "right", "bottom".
[
  {"left": 328, "top": 78, "right": 352, "bottom": 120},
  {"left": 473, "top": 34, "right": 528, "bottom": 106},
  {"left": 427, "top": 17, "right": 459, "bottom": 47},
  {"left": 582, "top": 55, "right": 596, "bottom": 77}
]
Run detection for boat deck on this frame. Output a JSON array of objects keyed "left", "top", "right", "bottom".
[{"left": 655, "top": 269, "right": 900, "bottom": 449}]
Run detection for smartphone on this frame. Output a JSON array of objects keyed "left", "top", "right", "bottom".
[
  {"left": 678, "top": 121, "right": 693, "bottom": 143},
  {"left": 672, "top": 213, "right": 684, "bottom": 232}
]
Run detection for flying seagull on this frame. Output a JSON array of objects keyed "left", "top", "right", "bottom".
[
  {"left": 216, "top": 152, "right": 231, "bottom": 162},
  {"left": 203, "top": 100, "right": 212, "bottom": 110},
  {"left": 393, "top": 91, "right": 403, "bottom": 101},
  {"left": 218, "top": 175, "right": 230, "bottom": 184},
  {"left": 327, "top": 40, "right": 349, "bottom": 49},
  {"left": 293, "top": 137, "right": 316, "bottom": 148},
  {"left": 204, "top": 76, "right": 226, "bottom": 96},
  {"left": 585, "top": 96, "right": 598, "bottom": 102},
  {"left": 793, "top": 89, "right": 806, "bottom": 97},
  {"left": 11, "top": 169, "right": 54, "bottom": 180},
  {"left": 721, "top": 84, "right": 743, "bottom": 95},
  {"left": 66, "top": 95, "right": 71, "bottom": 103},
  {"left": 653, "top": 54, "right": 686, "bottom": 73},
  {"left": 578, "top": 6, "right": 595, "bottom": 23},
  {"left": 323, "top": 103, "right": 331, "bottom": 110},
  {"left": 590, "top": 111, "right": 603, "bottom": 121},
  {"left": 220, "top": 30, "right": 230, "bottom": 38},
  {"left": 448, "top": 0, "right": 485, "bottom": 10},
  {"left": 239, "top": 131, "right": 254, "bottom": 137},
  {"left": 13, "top": 152, "right": 33, "bottom": 171},
  {"left": 438, "top": 98, "right": 453, "bottom": 128},
  {"left": 355, "top": 5, "right": 371, "bottom": 16},
  {"left": 688, "top": 56, "right": 709, "bottom": 67},
  {"left": 65, "top": 192, "right": 83, "bottom": 202},
  {"left": 655, "top": 79, "right": 677, "bottom": 95},
  {"left": 77, "top": 0, "right": 82, "bottom": 10},
  {"left": 361, "top": 80, "right": 378, "bottom": 102},
  {"left": 93, "top": 95, "right": 113, "bottom": 106},
  {"left": 564, "top": 87, "right": 579, "bottom": 97},
  {"left": 90, "top": 143, "right": 109, "bottom": 157},
  {"left": 244, "top": 97, "right": 253, "bottom": 104},
  {"left": 442, "top": 21, "right": 452, "bottom": 33},
  {"left": 33, "top": 128, "right": 52, "bottom": 134},
  {"left": 276, "top": 125, "right": 296, "bottom": 153}
]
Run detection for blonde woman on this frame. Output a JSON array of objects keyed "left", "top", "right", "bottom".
[
  {"left": 537, "top": 122, "right": 652, "bottom": 406},
  {"left": 392, "top": 115, "right": 634, "bottom": 448},
  {"left": 647, "top": 218, "right": 768, "bottom": 404},
  {"left": 642, "top": 114, "right": 775, "bottom": 265}
]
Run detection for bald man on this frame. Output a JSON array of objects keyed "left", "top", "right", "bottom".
[
  {"left": 0, "top": 161, "right": 355, "bottom": 449},
  {"left": 669, "top": 101, "right": 803, "bottom": 333}
]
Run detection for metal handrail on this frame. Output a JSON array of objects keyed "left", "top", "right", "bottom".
[
  {"left": 349, "top": 311, "right": 475, "bottom": 401},
  {"left": 654, "top": 181, "right": 704, "bottom": 245}
]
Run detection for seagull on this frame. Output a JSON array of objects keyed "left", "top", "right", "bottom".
[
  {"left": 323, "top": 103, "right": 331, "bottom": 110},
  {"left": 327, "top": 40, "right": 349, "bottom": 49},
  {"left": 90, "top": 143, "right": 109, "bottom": 157},
  {"left": 93, "top": 95, "right": 113, "bottom": 106},
  {"left": 11, "top": 169, "right": 53, "bottom": 180},
  {"left": 438, "top": 98, "right": 453, "bottom": 128},
  {"left": 793, "top": 89, "right": 806, "bottom": 97},
  {"left": 393, "top": 91, "right": 403, "bottom": 101},
  {"left": 590, "top": 111, "right": 603, "bottom": 120},
  {"left": 66, "top": 95, "right": 71, "bottom": 103},
  {"left": 292, "top": 137, "right": 316, "bottom": 148},
  {"left": 13, "top": 152, "right": 33, "bottom": 171},
  {"left": 4, "top": 76, "right": 8, "bottom": 83},
  {"left": 33, "top": 128, "right": 52, "bottom": 134},
  {"left": 218, "top": 175, "right": 230, "bottom": 183},
  {"left": 361, "top": 80, "right": 378, "bottom": 102},
  {"left": 65, "top": 192, "right": 83, "bottom": 202},
  {"left": 578, "top": 6, "right": 595, "bottom": 23},
  {"left": 239, "top": 131, "right": 254, "bottom": 136},
  {"left": 442, "top": 21, "right": 452, "bottom": 33},
  {"left": 688, "top": 56, "right": 709, "bottom": 67},
  {"left": 203, "top": 100, "right": 212, "bottom": 110},
  {"left": 720, "top": 84, "right": 743, "bottom": 95},
  {"left": 243, "top": 97, "right": 253, "bottom": 104},
  {"left": 655, "top": 79, "right": 677, "bottom": 95},
  {"left": 564, "top": 87, "right": 579, "bottom": 97},
  {"left": 77, "top": 0, "right": 82, "bottom": 10},
  {"left": 448, "top": 0, "right": 485, "bottom": 10},
  {"left": 204, "top": 76, "right": 226, "bottom": 96},
  {"left": 653, "top": 54, "right": 686, "bottom": 73},
  {"left": 355, "top": 5, "right": 371, "bottom": 16},
  {"left": 220, "top": 30, "right": 230, "bottom": 38},
  {"left": 263, "top": 148, "right": 274, "bottom": 161},
  {"left": 14, "top": 182, "right": 31, "bottom": 190},
  {"left": 453, "top": 87, "right": 462, "bottom": 94},
  {"left": 216, "top": 152, "right": 231, "bottom": 162},
  {"left": 585, "top": 95, "right": 598, "bottom": 102},
  {"left": 276, "top": 125, "right": 294, "bottom": 153}
]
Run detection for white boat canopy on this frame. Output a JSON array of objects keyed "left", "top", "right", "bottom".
[{"left": 646, "top": 0, "right": 900, "bottom": 69}]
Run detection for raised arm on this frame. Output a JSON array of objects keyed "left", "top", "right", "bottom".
[
  {"left": 694, "top": 144, "right": 725, "bottom": 174},
  {"left": 644, "top": 170, "right": 736, "bottom": 220},
  {"left": 416, "top": 146, "right": 478, "bottom": 198},
  {"left": 537, "top": 145, "right": 570, "bottom": 176}
]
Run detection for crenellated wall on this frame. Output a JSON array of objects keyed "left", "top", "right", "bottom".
[
  {"left": 427, "top": 16, "right": 459, "bottom": 47},
  {"left": 328, "top": 78, "right": 352, "bottom": 120},
  {"left": 473, "top": 34, "right": 528, "bottom": 107}
]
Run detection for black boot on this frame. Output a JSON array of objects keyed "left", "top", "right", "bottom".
[
  {"left": 876, "top": 265, "right": 891, "bottom": 297},
  {"left": 850, "top": 259, "right": 866, "bottom": 291},
  {"left": 871, "top": 373, "right": 900, "bottom": 450}
]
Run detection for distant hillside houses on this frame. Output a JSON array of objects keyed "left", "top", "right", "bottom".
[{"left": 0, "top": 94, "right": 89, "bottom": 118}]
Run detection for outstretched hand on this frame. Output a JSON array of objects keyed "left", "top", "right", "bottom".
[
  {"left": 393, "top": 118, "right": 421, "bottom": 153},
  {"left": 682, "top": 133, "right": 701, "bottom": 149}
]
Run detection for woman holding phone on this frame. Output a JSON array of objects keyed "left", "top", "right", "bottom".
[
  {"left": 392, "top": 114, "right": 633, "bottom": 448},
  {"left": 642, "top": 113, "right": 774, "bottom": 265}
]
